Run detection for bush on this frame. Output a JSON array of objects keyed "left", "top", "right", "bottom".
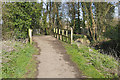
[
  {"left": 14, "top": 28, "right": 28, "bottom": 39},
  {"left": 103, "top": 25, "right": 119, "bottom": 40},
  {"left": 73, "top": 34, "right": 84, "bottom": 41}
]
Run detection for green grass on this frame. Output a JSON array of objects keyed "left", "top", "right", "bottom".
[
  {"left": 2, "top": 41, "right": 38, "bottom": 78},
  {"left": 63, "top": 43, "right": 119, "bottom": 78}
]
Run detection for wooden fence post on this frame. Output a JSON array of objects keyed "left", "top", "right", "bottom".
[
  {"left": 29, "top": 28, "right": 32, "bottom": 44},
  {"left": 39, "top": 29, "right": 40, "bottom": 34},
  {"left": 53, "top": 28, "right": 72, "bottom": 44},
  {"left": 54, "top": 28, "right": 55, "bottom": 37},
  {"left": 66, "top": 30, "right": 68, "bottom": 42},
  {"left": 56, "top": 28, "right": 57, "bottom": 38},
  {"left": 60, "top": 29, "right": 62, "bottom": 40},
  {"left": 59, "top": 29, "right": 61, "bottom": 40},
  {"left": 62, "top": 30, "right": 64, "bottom": 41},
  {"left": 56, "top": 28, "right": 59, "bottom": 39},
  {"left": 71, "top": 27, "right": 73, "bottom": 44}
]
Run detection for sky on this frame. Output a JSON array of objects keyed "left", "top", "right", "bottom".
[{"left": 114, "top": 5, "right": 119, "bottom": 18}]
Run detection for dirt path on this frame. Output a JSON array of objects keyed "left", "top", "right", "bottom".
[{"left": 33, "top": 35, "right": 85, "bottom": 78}]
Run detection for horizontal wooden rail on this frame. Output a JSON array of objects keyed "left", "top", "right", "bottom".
[{"left": 53, "top": 28, "right": 73, "bottom": 44}]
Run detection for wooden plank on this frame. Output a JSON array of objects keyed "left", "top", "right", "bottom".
[
  {"left": 29, "top": 28, "right": 32, "bottom": 44},
  {"left": 54, "top": 28, "right": 56, "bottom": 37},
  {"left": 56, "top": 28, "right": 59, "bottom": 39},
  {"left": 56, "top": 28, "right": 57, "bottom": 38},
  {"left": 62, "top": 30, "right": 64, "bottom": 41},
  {"left": 71, "top": 27, "right": 73, "bottom": 44},
  {"left": 59, "top": 29, "right": 60, "bottom": 40},
  {"left": 66, "top": 30, "right": 68, "bottom": 42},
  {"left": 53, "top": 28, "right": 71, "bottom": 44}
]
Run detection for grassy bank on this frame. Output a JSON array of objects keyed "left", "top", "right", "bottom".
[
  {"left": 63, "top": 43, "right": 119, "bottom": 78},
  {"left": 2, "top": 41, "right": 39, "bottom": 78}
]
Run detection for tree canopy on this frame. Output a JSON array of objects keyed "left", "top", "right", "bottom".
[
  {"left": 2, "top": 1, "right": 119, "bottom": 43},
  {"left": 2, "top": 2, "right": 42, "bottom": 39}
]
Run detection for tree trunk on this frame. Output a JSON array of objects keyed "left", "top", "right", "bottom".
[
  {"left": 73, "top": 2, "right": 75, "bottom": 29},
  {"left": 90, "top": 2, "right": 96, "bottom": 42},
  {"left": 82, "top": 2, "right": 96, "bottom": 43},
  {"left": 78, "top": 2, "right": 80, "bottom": 33},
  {"left": 54, "top": 2, "right": 62, "bottom": 28},
  {"left": 53, "top": 2, "right": 55, "bottom": 27},
  {"left": 49, "top": 1, "right": 52, "bottom": 34},
  {"left": 81, "top": 2, "right": 86, "bottom": 34}
]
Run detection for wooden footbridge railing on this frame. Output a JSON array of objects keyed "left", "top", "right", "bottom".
[{"left": 53, "top": 28, "right": 73, "bottom": 44}]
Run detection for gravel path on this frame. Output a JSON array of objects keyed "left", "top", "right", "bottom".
[{"left": 33, "top": 35, "right": 85, "bottom": 78}]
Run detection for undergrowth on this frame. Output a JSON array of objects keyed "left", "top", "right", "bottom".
[
  {"left": 2, "top": 41, "right": 38, "bottom": 78},
  {"left": 63, "top": 43, "right": 119, "bottom": 78}
]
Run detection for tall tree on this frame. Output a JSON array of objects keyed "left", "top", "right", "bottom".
[
  {"left": 72, "top": 2, "right": 76, "bottom": 29},
  {"left": 94, "top": 2, "right": 115, "bottom": 41},
  {"left": 81, "top": 2, "right": 115, "bottom": 43},
  {"left": 2, "top": 2, "right": 42, "bottom": 39},
  {"left": 77, "top": 2, "right": 80, "bottom": 29},
  {"left": 48, "top": 1, "right": 52, "bottom": 33}
]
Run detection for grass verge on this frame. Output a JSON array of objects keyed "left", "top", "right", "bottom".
[
  {"left": 2, "top": 41, "right": 39, "bottom": 78},
  {"left": 63, "top": 42, "right": 119, "bottom": 78}
]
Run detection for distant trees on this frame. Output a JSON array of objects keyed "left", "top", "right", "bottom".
[
  {"left": 66, "top": 2, "right": 116, "bottom": 43},
  {"left": 80, "top": 2, "right": 115, "bottom": 43},
  {"left": 2, "top": 1, "right": 118, "bottom": 43},
  {"left": 94, "top": 2, "right": 115, "bottom": 42}
]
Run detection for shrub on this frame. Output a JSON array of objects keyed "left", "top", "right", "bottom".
[{"left": 73, "top": 34, "right": 84, "bottom": 41}]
